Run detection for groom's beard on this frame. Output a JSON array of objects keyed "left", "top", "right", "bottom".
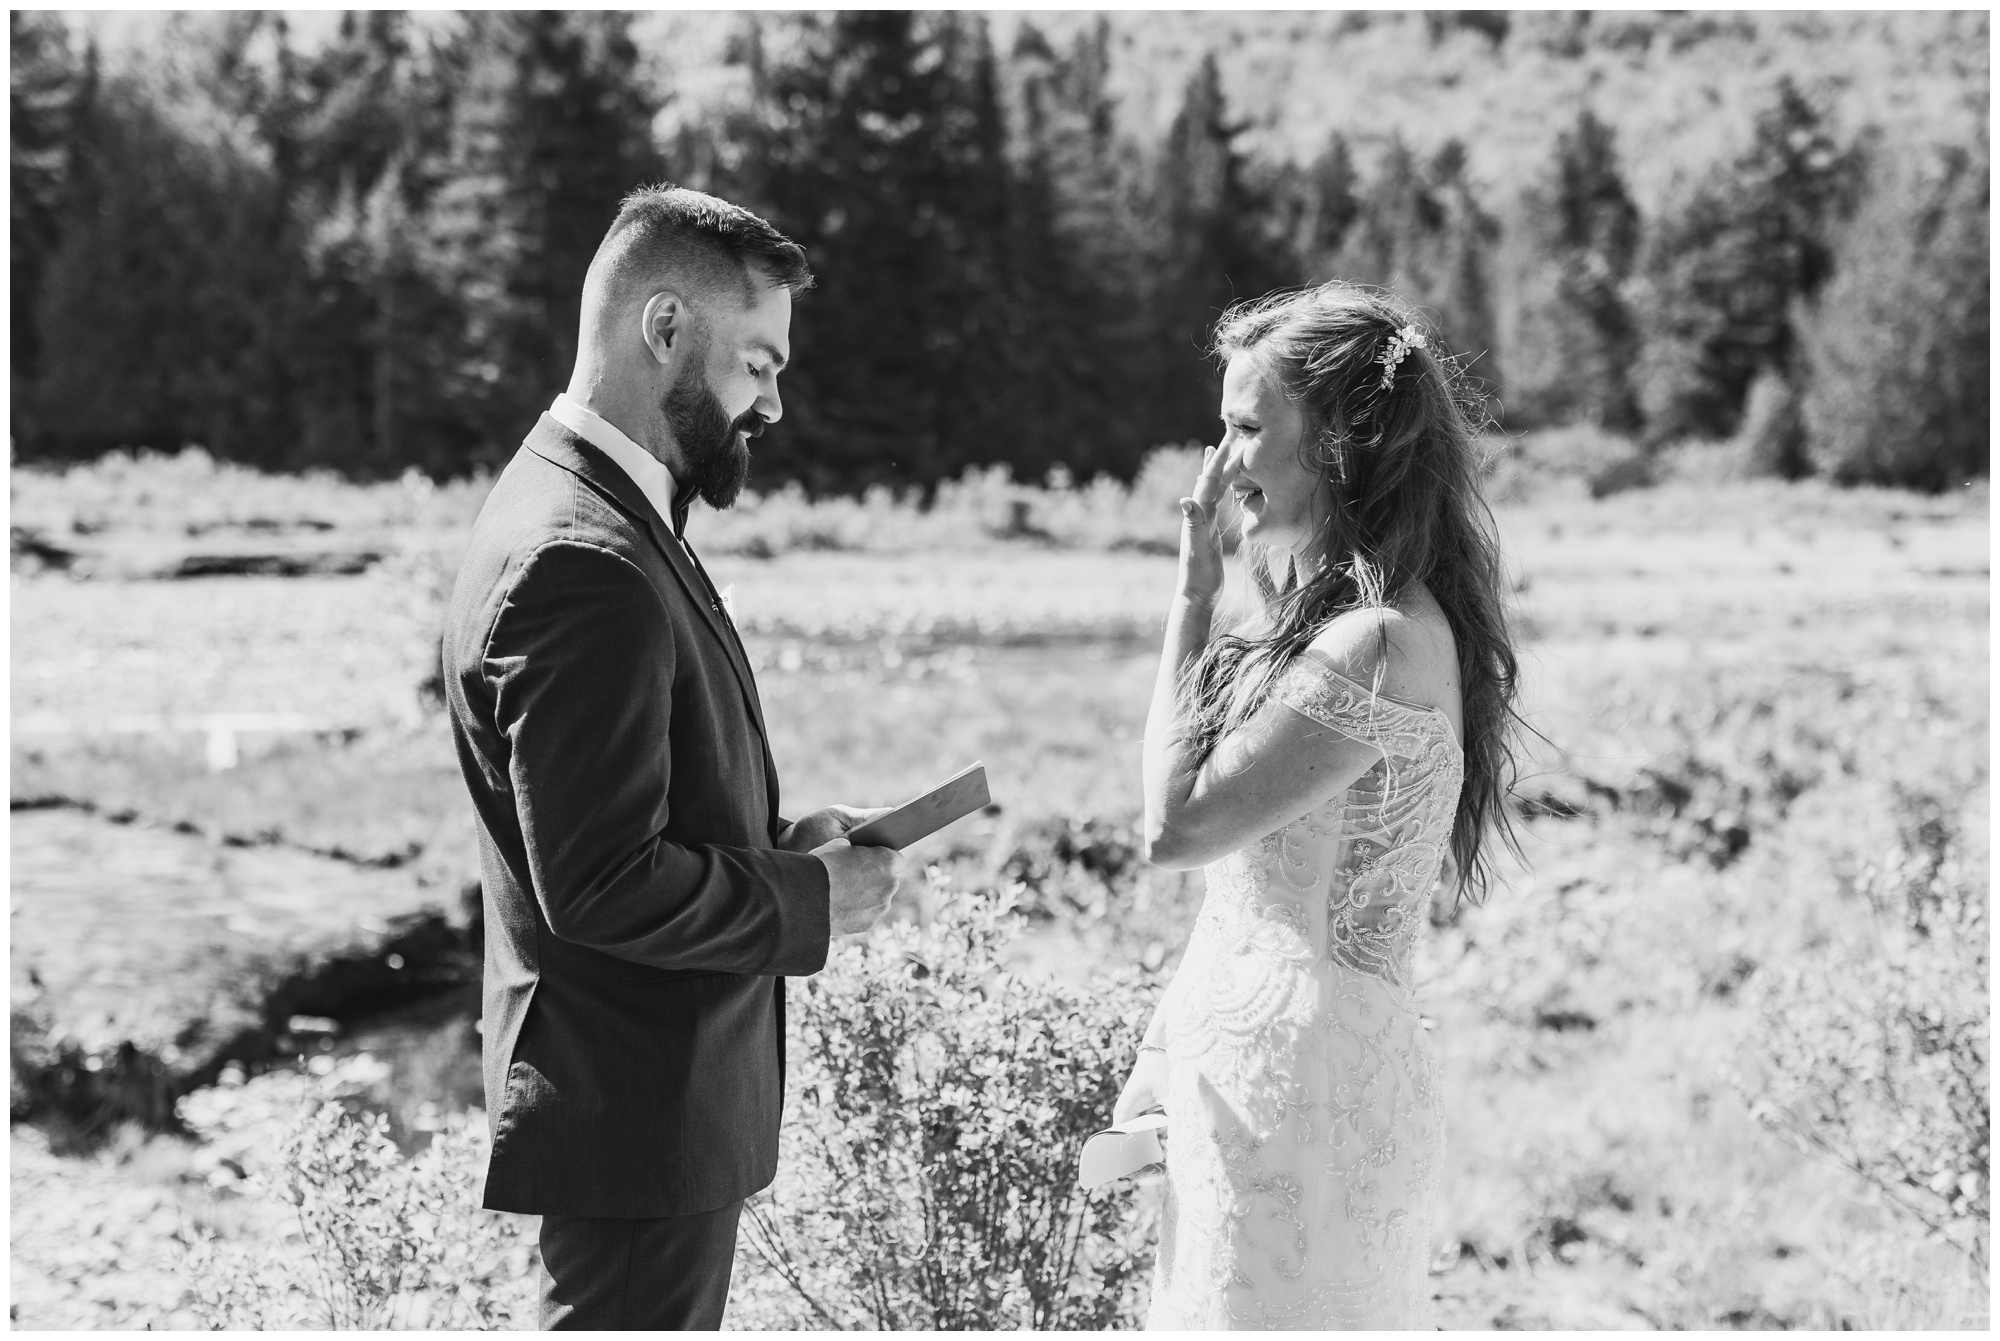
[{"left": 663, "top": 361, "right": 759, "bottom": 511}]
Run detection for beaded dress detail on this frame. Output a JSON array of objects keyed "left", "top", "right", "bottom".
[{"left": 1144, "top": 650, "right": 1464, "bottom": 1330}]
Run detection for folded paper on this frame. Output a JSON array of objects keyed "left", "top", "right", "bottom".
[
  {"left": 1078, "top": 1111, "right": 1168, "bottom": 1190},
  {"left": 847, "top": 761, "right": 990, "bottom": 850}
]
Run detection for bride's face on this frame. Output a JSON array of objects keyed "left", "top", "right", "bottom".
[{"left": 1219, "top": 352, "right": 1324, "bottom": 557}]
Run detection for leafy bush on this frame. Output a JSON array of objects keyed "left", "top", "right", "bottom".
[
  {"left": 176, "top": 883, "right": 1163, "bottom": 1332},
  {"left": 998, "top": 815, "right": 1146, "bottom": 924},
  {"left": 7, "top": 446, "right": 491, "bottom": 540},
  {"left": 695, "top": 446, "right": 1204, "bottom": 558},
  {"left": 1651, "top": 437, "right": 1759, "bottom": 487},
  {"left": 1506, "top": 424, "right": 1653, "bottom": 498},
  {"left": 734, "top": 875, "right": 1159, "bottom": 1329},
  {"left": 1738, "top": 788, "right": 1989, "bottom": 1266},
  {"left": 10, "top": 440, "right": 1206, "bottom": 565},
  {"left": 173, "top": 1057, "right": 537, "bottom": 1329},
  {"left": 1608, "top": 683, "right": 1858, "bottom": 870}
]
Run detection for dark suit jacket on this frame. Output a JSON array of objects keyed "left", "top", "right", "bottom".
[{"left": 444, "top": 414, "right": 830, "bottom": 1218}]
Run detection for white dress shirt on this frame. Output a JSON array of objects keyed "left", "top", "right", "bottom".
[{"left": 548, "top": 393, "right": 679, "bottom": 535}]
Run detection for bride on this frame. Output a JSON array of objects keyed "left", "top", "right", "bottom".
[{"left": 1116, "top": 282, "right": 1522, "bottom": 1329}]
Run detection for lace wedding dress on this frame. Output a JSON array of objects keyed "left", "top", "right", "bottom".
[{"left": 1142, "top": 650, "right": 1465, "bottom": 1330}]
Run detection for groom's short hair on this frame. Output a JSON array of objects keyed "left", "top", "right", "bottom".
[{"left": 588, "top": 185, "right": 813, "bottom": 316}]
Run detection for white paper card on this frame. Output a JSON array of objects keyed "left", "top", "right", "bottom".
[{"left": 1078, "top": 1112, "right": 1168, "bottom": 1189}]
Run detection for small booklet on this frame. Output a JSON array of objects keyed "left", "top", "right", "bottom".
[
  {"left": 845, "top": 762, "right": 992, "bottom": 851},
  {"left": 1078, "top": 1112, "right": 1168, "bottom": 1190}
]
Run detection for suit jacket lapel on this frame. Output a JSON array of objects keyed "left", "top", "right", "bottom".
[
  {"left": 675, "top": 542, "right": 769, "bottom": 729},
  {"left": 523, "top": 416, "right": 773, "bottom": 752}
]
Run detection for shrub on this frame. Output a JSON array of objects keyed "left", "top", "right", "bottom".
[
  {"left": 7, "top": 446, "right": 491, "bottom": 539},
  {"left": 177, "top": 882, "right": 1163, "bottom": 1332},
  {"left": 998, "top": 815, "right": 1146, "bottom": 925},
  {"left": 1606, "top": 679, "right": 1859, "bottom": 870},
  {"left": 1652, "top": 437, "right": 1759, "bottom": 487},
  {"left": 1509, "top": 423, "right": 1653, "bottom": 498},
  {"left": 173, "top": 1057, "right": 538, "bottom": 1329},
  {"left": 694, "top": 446, "right": 1204, "bottom": 558},
  {"left": 12, "top": 441, "right": 1208, "bottom": 570},
  {"left": 734, "top": 874, "right": 1160, "bottom": 1329},
  {"left": 1738, "top": 788, "right": 1990, "bottom": 1267}
]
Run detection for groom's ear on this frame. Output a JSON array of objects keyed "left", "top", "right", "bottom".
[{"left": 640, "top": 291, "right": 690, "bottom": 367}]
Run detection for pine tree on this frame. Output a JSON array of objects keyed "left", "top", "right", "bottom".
[
  {"left": 1798, "top": 132, "right": 1989, "bottom": 488},
  {"left": 929, "top": 18, "right": 1020, "bottom": 481},
  {"left": 9, "top": 13, "right": 89, "bottom": 448},
  {"left": 1510, "top": 108, "right": 1642, "bottom": 430},
  {"left": 287, "top": 12, "right": 459, "bottom": 473},
  {"left": 1147, "top": 54, "right": 1297, "bottom": 450},
  {"left": 1294, "top": 130, "right": 1361, "bottom": 273},
  {"left": 722, "top": 11, "right": 1023, "bottom": 491},
  {"left": 24, "top": 15, "right": 302, "bottom": 464},
  {"left": 1631, "top": 77, "right": 1859, "bottom": 450},
  {"left": 1005, "top": 18, "right": 1149, "bottom": 478},
  {"left": 426, "top": 11, "right": 665, "bottom": 465},
  {"left": 1327, "top": 136, "right": 1503, "bottom": 405},
  {"left": 1422, "top": 140, "right": 1505, "bottom": 402}
]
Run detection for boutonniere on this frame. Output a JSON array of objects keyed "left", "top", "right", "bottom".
[{"left": 719, "top": 584, "right": 737, "bottom": 623}]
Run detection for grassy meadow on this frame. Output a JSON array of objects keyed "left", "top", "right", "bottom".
[{"left": 8, "top": 444, "right": 1989, "bottom": 1328}]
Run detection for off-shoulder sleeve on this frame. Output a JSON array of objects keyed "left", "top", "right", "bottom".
[{"left": 1272, "top": 650, "right": 1442, "bottom": 760}]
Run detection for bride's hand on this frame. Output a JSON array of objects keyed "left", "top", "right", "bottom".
[
  {"left": 1177, "top": 443, "right": 1237, "bottom": 608},
  {"left": 1113, "top": 1047, "right": 1169, "bottom": 1124}
]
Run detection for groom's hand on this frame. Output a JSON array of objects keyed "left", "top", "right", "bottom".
[
  {"left": 813, "top": 838, "right": 902, "bottom": 937},
  {"left": 779, "top": 805, "right": 890, "bottom": 854}
]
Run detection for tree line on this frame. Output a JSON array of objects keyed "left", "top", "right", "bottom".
[{"left": 9, "top": 11, "right": 1988, "bottom": 491}]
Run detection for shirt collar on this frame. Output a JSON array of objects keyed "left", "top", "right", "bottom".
[{"left": 549, "top": 393, "right": 680, "bottom": 535}]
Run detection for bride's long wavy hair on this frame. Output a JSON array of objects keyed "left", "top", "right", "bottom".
[{"left": 1177, "top": 281, "right": 1522, "bottom": 905}]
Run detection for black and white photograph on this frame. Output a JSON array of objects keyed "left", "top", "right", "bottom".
[{"left": 8, "top": 6, "right": 1989, "bottom": 1330}]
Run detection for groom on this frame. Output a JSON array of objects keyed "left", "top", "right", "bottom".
[{"left": 443, "top": 185, "right": 904, "bottom": 1329}]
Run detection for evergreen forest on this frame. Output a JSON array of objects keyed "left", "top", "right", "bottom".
[{"left": 9, "top": 10, "right": 1989, "bottom": 491}]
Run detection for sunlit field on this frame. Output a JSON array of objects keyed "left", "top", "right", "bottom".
[{"left": 9, "top": 451, "right": 1987, "bottom": 1328}]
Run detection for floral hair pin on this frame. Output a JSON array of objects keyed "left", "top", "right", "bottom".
[{"left": 1377, "top": 324, "right": 1428, "bottom": 390}]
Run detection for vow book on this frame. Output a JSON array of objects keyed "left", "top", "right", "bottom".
[{"left": 845, "top": 762, "right": 991, "bottom": 850}]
